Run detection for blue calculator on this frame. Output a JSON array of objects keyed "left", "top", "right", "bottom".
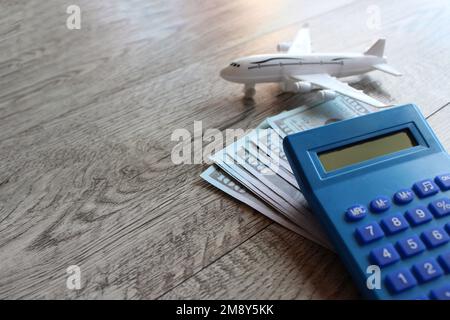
[{"left": 283, "top": 104, "right": 450, "bottom": 299}]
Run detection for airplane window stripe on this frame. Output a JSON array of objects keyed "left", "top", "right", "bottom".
[
  {"left": 250, "top": 57, "right": 303, "bottom": 64},
  {"left": 247, "top": 61, "right": 344, "bottom": 69}
]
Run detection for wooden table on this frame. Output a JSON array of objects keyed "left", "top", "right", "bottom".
[{"left": 0, "top": 0, "right": 449, "bottom": 299}]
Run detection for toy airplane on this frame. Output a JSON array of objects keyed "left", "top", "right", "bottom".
[{"left": 220, "top": 25, "right": 401, "bottom": 107}]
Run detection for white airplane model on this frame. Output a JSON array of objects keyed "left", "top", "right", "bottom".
[{"left": 220, "top": 26, "right": 401, "bottom": 107}]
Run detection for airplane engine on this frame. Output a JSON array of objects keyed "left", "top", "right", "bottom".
[
  {"left": 293, "top": 81, "right": 312, "bottom": 93},
  {"left": 317, "top": 89, "right": 337, "bottom": 100},
  {"left": 276, "top": 42, "right": 292, "bottom": 52},
  {"left": 282, "top": 81, "right": 312, "bottom": 93}
]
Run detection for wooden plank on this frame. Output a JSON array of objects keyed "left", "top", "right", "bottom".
[
  {"left": 0, "top": 0, "right": 449, "bottom": 299},
  {"left": 428, "top": 103, "right": 450, "bottom": 145},
  {"left": 0, "top": 0, "right": 357, "bottom": 299},
  {"left": 3, "top": 0, "right": 450, "bottom": 140},
  {"left": 160, "top": 223, "right": 360, "bottom": 299},
  {"left": 0, "top": 0, "right": 354, "bottom": 139}
]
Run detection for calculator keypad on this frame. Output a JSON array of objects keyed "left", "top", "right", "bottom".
[
  {"left": 345, "top": 204, "right": 367, "bottom": 221},
  {"left": 435, "top": 174, "right": 450, "bottom": 191},
  {"left": 412, "top": 259, "right": 443, "bottom": 283},
  {"left": 437, "top": 252, "right": 450, "bottom": 273},
  {"left": 381, "top": 214, "right": 409, "bottom": 235},
  {"left": 393, "top": 189, "right": 414, "bottom": 205},
  {"left": 396, "top": 235, "right": 425, "bottom": 258},
  {"left": 370, "top": 196, "right": 391, "bottom": 213},
  {"left": 404, "top": 206, "right": 433, "bottom": 226},
  {"left": 347, "top": 173, "right": 450, "bottom": 299},
  {"left": 369, "top": 244, "right": 400, "bottom": 267},
  {"left": 385, "top": 269, "right": 417, "bottom": 293},
  {"left": 421, "top": 227, "right": 449, "bottom": 249},
  {"left": 428, "top": 198, "right": 450, "bottom": 218},
  {"left": 355, "top": 222, "right": 384, "bottom": 244},
  {"left": 413, "top": 179, "right": 439, "bottom": 198},
  {"left": 430, "top": 284, "right": 450, "bottom": 300}
]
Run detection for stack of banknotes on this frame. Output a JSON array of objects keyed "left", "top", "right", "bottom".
[{"left": 201, "top": 96, "right": 376, "bottom": 249}]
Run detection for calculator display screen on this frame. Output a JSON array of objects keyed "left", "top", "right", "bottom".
[{"left": 318, "top": 129, "right": 417, "bottom": 172}]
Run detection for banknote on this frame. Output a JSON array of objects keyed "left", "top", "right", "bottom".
[
  {"left": 227, "top": 137, "right": 304, "bottom": 210},
  {"left": 211, "top": 150, "right": 299, "bottom": 221},
  {"left": 248, "top": 127, "right": 293, "bottom": 174},
  {"left": 267, "top": 95, "right": 375, "bottom": 137},
  {"left": 201, "top": 96, "right": 375, "bottom": 250},
  {"left": 201, "top": 165, "right": 300, "bottom": 233},
  {"left": 201, "top": 165, "right": 330, "bottom": 249},
  {"left": 213, "top": 132, "right": 326, "bottom": 239},
  {"left": 245, "top": 142, "right": 298, "bottom": 188}
]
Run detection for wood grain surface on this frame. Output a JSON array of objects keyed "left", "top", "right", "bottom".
[{"left": 0, "top": 0, "right": 449, "bottom": 299}]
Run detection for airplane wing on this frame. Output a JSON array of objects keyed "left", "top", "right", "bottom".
[
  {"left": 290, "top": 73, "right": 387, "bottom": 107},
  {"left": 288, "top": 25, "right": 311, "bottom": 55}
]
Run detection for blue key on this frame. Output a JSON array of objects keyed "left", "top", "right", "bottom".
[
  {"left": 435, "top": 173, "right": 450, "bottom": 191},
  {"left": 430, "top": 284, "right": 450, "bottom": 300},
  {"left": 385, "top": 269, "right": 417, "bottom": 294},
  {"left": 421, "top": 227, "right": 450, "bottom": 248},
  {"left": 413, "top": 179, "right": 439, "bottom": 198},
  {"left": 428, "top": 198, "right": 450, "bottom": 218},
  {"left": 437, "top": 252, "right": 450, "bottom": 273},
  {"left": 393, "top": 189, "right": 414, "bottom": 205},
  {"left": 446, "top": 223, "right": 450, "bottom": 234},
  {"left": 396, "top": 235, "right": 425, "bottom": 258},
  {"left": 405, "top": 206, "right": 433, "bottom": 226},
  {"left": 345, "top": 204, "right": 367, "bottom": 221},
  {"left": 412, "top": 258, "right": 443, "bottom": 283},
  {"left": 370, "top": 196, "right": 390, "bottom": 213},
  {"left": 381, "top": 214, "right": 409, "bottom": 235},
  {"left": 355, "top": 222, "right": 384, "bottom": 244},
  {"left": 369, "top": 244, "right": 400, "bottom": 268}
]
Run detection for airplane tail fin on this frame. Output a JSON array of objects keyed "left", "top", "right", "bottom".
[
  {"left": 365, "top": 39, "right": 402, "bottom": 76},
  {"left": 364, "top": 39, "right": 385, "bottom": 57}
]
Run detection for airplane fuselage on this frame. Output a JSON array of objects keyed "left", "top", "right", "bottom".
[{"left": 220, "top": 53, "right": 386, "bottom": 84}]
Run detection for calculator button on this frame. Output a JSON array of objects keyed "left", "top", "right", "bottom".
[
  {"left": 437, "top": 252, "right": 450, "bottom": 273},
  {"left": 385, "top": 269, "right": 417, "bottom": 294},
  {"left": 355, "top": 222, "right": 384, "bottom": 244},
  {"left": 369, "top": 244, "right": 400, "bottom": 268},
  {"left": 405, "top": 206, "right": 433, "bottom": 226},
  {"left": 430, "top": 284, "right": 450, "bottom": 300},
  {"left": 380, "top": 214, "right": 409, "bottom": 235},
  {"left": 393, "top": 189, "right": 414, "bottom": 205},
  {"left": 413, "top": 179, "right": 439, "bottom": 198},
  {"left": 435, "top": 173, "right": 450, "bottom": 191},
  {"left": 428, "top": 198, "right": 450, "bottom": 218},
  {"left": 421, "top": 227, "right": 450, "bottom": 249},
  {"left": 369, "top": 196, "right": 390, "bottom": 213},
  {"left": 396, "top": 235, "right": 425, "bottom": 258},
  {"left": 345, "top": 205, "right": 367, "bottom": 221},
  {"left": 412, "top": 258, "right": 443, "bottom": 283}
]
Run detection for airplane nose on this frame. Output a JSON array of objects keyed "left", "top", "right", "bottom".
[{"left": 220, "top": 67, "right": 232, "bottom": 80}]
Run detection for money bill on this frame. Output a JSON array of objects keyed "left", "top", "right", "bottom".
[
  {"left": 245, "top": 142, "right": 298, "bottom": 189},
  {"left": 213, "top": 133, "right": 326, "bottom": 241},
  {"left": 232, "top": 124, "right": 296, "bottom": 187},
  {"left": 248, "top": 127, "right": 293, "bottom": 174},
  {"left": 267, "top": 95, "right": 375, "bottom": 137},
  {"left": 226, "top": 138, "right": 304, "bottom": 211},
  {"left": 201, "top": 165, "right": 331, "bottom": 249},
  {"left": 212, "top": 150, "right": 297, "bottom": 220},
  {"left": 202, "top": 96, "right": 376, "bottom": 251}
]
